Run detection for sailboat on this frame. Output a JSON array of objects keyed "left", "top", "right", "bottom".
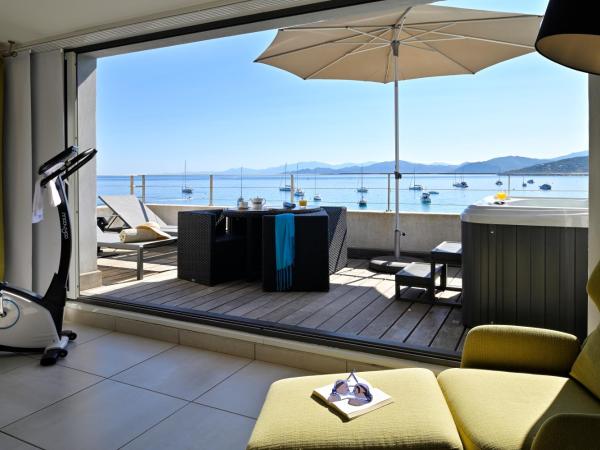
[
  {"left": 358, "top": 194, "right": 367, "bottom": 208},
  {"left": 522, "top": 177, "right": 527, "bottom": 188},
  {"left": 294, "top": 163, "right": 305, "bottom": 197},
  {"left": 453, "top": 173, "right": 468, "bottom": 188},
  {"left": 279, "top": 163, "right": 292, "bottom": 192},
  {"left": 181, "top": 161, "right": 193, "bottom": 195},
  {"left": 420, "top": 191, "right": 432, "bottom": 204},
  {"left": 409, "top": 171, "right": 423, "bottom": 191},
  {"left": 356, "top": 167, "right": 368, "bottom": 193},
  {"left": 313, "top": 175, "right": 321, "bottom": 201}
]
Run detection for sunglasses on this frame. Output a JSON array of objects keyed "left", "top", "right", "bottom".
[{"left": 328, "top": 370, "right": 373, "bottom": 406}]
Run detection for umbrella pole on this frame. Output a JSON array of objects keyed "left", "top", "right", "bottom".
[
  {"left": 369, "top": 40, "right": 409, "bottom": 274},
  {"left": 393, "top": 45, "right": 401, "bottom": 260}
]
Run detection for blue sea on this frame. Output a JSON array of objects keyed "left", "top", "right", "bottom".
[{"left": 97, "top": 173, "right": 588, "bottom": 214}]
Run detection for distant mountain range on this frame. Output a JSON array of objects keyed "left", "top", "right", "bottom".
[
  {"left": 506, "top": 156, "right": 589, "bottom": 174},
  {"left": 213, "top": 151, "right": 588, "bottom": 175}
]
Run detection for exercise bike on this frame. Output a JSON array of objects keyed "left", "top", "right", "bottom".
[{"left": 0, "top": 147, "right": 97, "bottom": 366}]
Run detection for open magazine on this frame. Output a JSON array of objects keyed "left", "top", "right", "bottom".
[{"left": 312, "top": 373, "right": 392, "bottom": 420}]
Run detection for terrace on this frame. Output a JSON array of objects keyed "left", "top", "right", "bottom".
[{"left": 82, "top": 244, "right": 466, "bottom": 360}]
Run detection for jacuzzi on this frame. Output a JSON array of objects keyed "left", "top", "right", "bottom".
[{"left": 461, "top": 196, "right": 588, "bottom": 339}]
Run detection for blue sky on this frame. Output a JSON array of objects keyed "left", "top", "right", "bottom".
[{"left": 96, "top": 0, "right": 588, "bottom": 175}]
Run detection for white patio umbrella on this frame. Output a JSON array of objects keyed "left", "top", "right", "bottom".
[{"left": 255, "top": 4, "right": 542, "bottom": 272}]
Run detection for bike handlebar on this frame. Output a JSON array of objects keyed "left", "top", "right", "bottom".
[{"left": 40, "top": 147, "right": 97, "bottom": 187}]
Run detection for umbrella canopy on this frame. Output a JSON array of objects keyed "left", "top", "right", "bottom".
[
  {"left": 255, "top": 4, "right": 542, "bottom": 267},
  {"left": 255, "top": 5, "right": 541, "bottom": 82}
]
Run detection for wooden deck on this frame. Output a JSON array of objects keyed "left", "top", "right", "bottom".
[{"left": 83, "top": 245, "right": 467, "bottom": 358}]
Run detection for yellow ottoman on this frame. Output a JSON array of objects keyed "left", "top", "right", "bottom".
[{"left": 247, "top": 368, "right": 462, "bottom": 450}]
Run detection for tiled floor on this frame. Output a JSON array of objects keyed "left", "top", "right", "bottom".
[{"left": 0, "top": 323, "right": 311, "bottom": 450}]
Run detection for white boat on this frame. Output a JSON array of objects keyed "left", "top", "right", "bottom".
[
  {"left": 453, "top": 174, "right": 468, "bottom": 188},
  {"left": 279, "top": 163, "right": 292, "bottom": 191},
  {"left": 181, "top": 161, "right": 193, "bottom": 195},
  {"left": 429, "top": 191, "right": 440, "bottom": 195},
  {"left": 539, "top": 184, "right": 552, "bottom": 191},
  {"left": 527, "top": 179, "right": 535, "bottom": 184},
  {"left": 421, "top": 192, "right": 431, "bottom": 204},
  {"left": 294, "top": 164, "right": 304, "bottom": 197},
  {"left": 358, "top": 195, "right": 367, "bottom": 207},
  {"left": 356, "top": 168, "right": 368, "bottom": 193},
  {"left": 495, "top": 179, "right": 503, "bottom": 186},
  {"left": 313, "top": 175, "right": 321, "bottom": 201},
  {"left": 409, "top": 171, "right": 423, "bottom": 191}
]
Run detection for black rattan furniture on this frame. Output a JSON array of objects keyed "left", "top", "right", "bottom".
[
  {"left": 224, "top": 206, "right": 321, "bottom": 282},
  {"left": 395, "top": 262, "right": 454, "bottom": 305},
  {"left": 262, "top": 210, "right": 330, "bottom": 292},
  {"left": 177, "top": 210, "right": 245, "bottom": 286},
  {"left": 322, "top": 206, "right": 348, "bottom": 274},
  {"left": 430, "top": 241, "right": 462, "bottom": 293}
]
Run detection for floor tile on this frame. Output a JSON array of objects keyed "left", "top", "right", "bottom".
[
  {"left": 62, "top": 321, "right": 113, "bottom": 346},
  {"left": 196, "top": 360, "right": 311, "bottom": 418},
  {"left": 122, "top": 403, "right": 255, "bottom": 450},
  {"left": 0, "top": 354, "right": 36, "bottom": 375},
  {"left": 0, "top": 364, "right": 102, "bottom": 427},
  {"left": 0, "top": 432, "right": 37, "bottom": 450},
  {"left": 113, "top": 345, "right": 250, "bottom": 400},
  {"left": 58, "top": 332, "right": 174, "bottom": 377},
  {"left": 4, "top": 380, "right": 186, "bottom": 450}
]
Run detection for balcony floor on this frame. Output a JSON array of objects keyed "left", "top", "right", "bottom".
[{"left": 82, "top": 245, "right": 466, "bottom": 359}]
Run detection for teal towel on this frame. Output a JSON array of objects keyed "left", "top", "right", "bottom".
[{"left": 275, "top": 213, "right": 295, "bottom": 291}]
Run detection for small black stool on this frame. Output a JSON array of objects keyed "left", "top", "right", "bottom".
[
  {"left": 431, "top": 241, "right": 462, "bottom": 293},
  {"left": 395, "top": 262, "right": 451, "bottom": 305}
]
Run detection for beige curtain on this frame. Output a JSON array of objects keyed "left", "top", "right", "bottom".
[{"left": 0, "top": 56, "right": 4, "bottom": 279}]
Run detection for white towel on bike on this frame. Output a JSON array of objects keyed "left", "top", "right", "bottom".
[{"left": 32, "top": 176, "right": 61, "bottom": 224}]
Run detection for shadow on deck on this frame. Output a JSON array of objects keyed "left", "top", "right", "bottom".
[{"left": 82, "top": 245, "right": 466, "bottom": 359}]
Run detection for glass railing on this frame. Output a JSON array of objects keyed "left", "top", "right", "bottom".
[{"left": 97, "top": 172, "right": 588, "bottom": 214}]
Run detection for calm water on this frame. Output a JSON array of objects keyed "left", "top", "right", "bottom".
[{"left": 98, "top": 174, "right": 588, "bottom": 213}]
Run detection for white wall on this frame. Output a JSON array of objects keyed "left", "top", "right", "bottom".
[
  {"left": 588, "top": 75, "right": 600, "bottom": 332},
  {"left": 347, "top": 210, "right": 461, "bottom": 253},
  {"left": 31, "top": 50, "right": 65, "bottom": 292},
  {"left": 3, "top": 52, "right": 33, "bottom": 289},
  {"left": 77, "top": 56, "right": 98, "bottom": 279}
]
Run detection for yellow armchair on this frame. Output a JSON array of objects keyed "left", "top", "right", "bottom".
[
  {"left": 461, "top": 324, "right": 581, "bottom": 376},
  {"left": 531, "top": 413, "right": 600, "bottom": 450}
]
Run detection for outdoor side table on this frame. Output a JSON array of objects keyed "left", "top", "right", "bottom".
[{"left": 431, "top": 241, "right": 462, "bottom": 293}]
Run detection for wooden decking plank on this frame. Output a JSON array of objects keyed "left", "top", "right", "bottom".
[
  {"left": 259, "top": 275, "right": 351, "bottom": 323},
  {"left": 430, "top": 307, "right": 465, "bottom": 352},
  {"left": 298, "top": 278, "right": 387, "bottom": 329},
  {"left": 336, "top": 284, "right": 399, "bottom": 335},
  {"left": 318, "top": 280, "right": 396, "bottom": 332},
  {"left": 171, "top": 281, "right": 248, "bottom": 309},
  {"left": 160, "top": 280, "right": 245, "bottom": 307},
  {"left": 244, "top": 291, "right": 306, "bottom": 320},
  {"left": 147, "top": 281, "right": 213, "bottom": 305},
  {"left": 277, "top": 283, "right": 355, "bottom": 326},
  {"left": 358, "top": 288, "right": 415, "bottom": 338},
  {"left": 224, "top": 290, "right": 291, "bottom": 317},
  {"left": 381, "top": 301, "right": 432, "bottom": 342},
  {"left": 120, "top": 277, "right": 192, "bottom": 301},
  {"left": 210, "top": 287, "right": 270, "bottom": 314},
  {"left": 193, "top": 284, "right": 263, "bottom": 312},
  {"left": 405, "top": 305, "right": 453, "bottom": 347}
]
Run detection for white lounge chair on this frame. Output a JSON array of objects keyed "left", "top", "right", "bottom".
[
  {"left": 96, "top": 227, "right": 177, "bottom": 280},
  {"left": 99, "top": 195, "right": 178, "bottom": 236}
]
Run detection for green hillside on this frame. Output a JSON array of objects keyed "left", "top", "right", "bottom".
[{"left": 505, "top": 156, "right": 588, "bottom": 174}]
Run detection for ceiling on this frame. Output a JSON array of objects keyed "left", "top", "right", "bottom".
[
  {"left": 0, "top": 0, "right": 233, "bottom": 45},
  {"left": 0, "top": 0, "right": 430, "bottom": 54}
]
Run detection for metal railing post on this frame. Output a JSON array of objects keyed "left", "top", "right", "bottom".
[
  {"left": 387, "top": 173, "right": 391, "bottom": 212},
  {"left": 209, "top": 174, "right": 214, "bottom": 206},
  {"left": 507, "top": 174, "right": 511, "bottom": 194},
  {"left": 130, "top": 175, "right": 134, "bottom": 196},
  {"left": 141, "top": 175, "right": 146, "bottom": 203},
  {"left": 290, "top": 174, "right": 295, "bottom": 203}
]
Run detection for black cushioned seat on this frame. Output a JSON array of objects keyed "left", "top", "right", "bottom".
[
  {"left": 177, "top": 210, "right": 245, "bottom": 286},
  {"left": 262, "top": 210, "right": 330, "bottom": 292}
]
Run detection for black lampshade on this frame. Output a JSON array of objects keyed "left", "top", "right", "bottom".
[{"left": 535, "top": 0, "right": 600, "bottom": 75}]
